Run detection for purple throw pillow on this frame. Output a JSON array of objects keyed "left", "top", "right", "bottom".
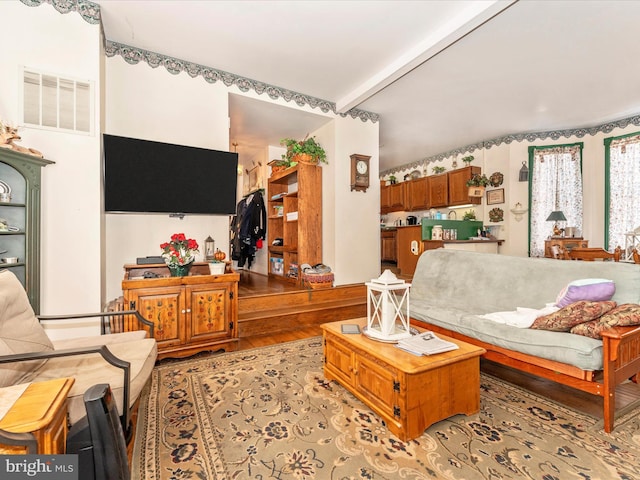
[{"left": 555, "top": 279, "right": 615, "bottom": 308}]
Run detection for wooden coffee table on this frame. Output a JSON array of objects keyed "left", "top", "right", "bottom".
[{"left": 322, "top": 319, "right": 485, "bottom": 441}]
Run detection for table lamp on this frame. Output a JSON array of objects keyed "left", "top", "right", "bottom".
[{"left": 546, "top": 210, "right": 567, "bottom": 236}]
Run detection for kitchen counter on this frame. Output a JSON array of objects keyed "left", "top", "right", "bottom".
[{"left": 423, "top": 239, "right": 504, "bottom": 245}]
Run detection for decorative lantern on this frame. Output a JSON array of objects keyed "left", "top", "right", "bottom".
[
  {"left": 365, "top": 270, "right": 412, "bottom": 342},
  {"left": 519, "top": 162, "right": 529, "bottom": 182},
  {"left": 204, "top": 236, "right": 215, "bottom": 261}
]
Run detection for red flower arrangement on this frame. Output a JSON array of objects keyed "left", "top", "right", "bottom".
[{"left": 160, "top": 233, "right": 199, "bottom": 266}]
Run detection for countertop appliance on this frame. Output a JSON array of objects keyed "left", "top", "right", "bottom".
[{"left": 406, "top": 215, "right": 418, "bottom": 225}]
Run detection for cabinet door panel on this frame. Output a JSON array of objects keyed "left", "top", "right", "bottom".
[
  {"left": 188, "top": 285, "right": 231, "bottom": 342},
  {"left": 406, "top": 177, "right": 429, "bottom": 211},
  {"left": 355, "top": 354, "right": 397, "bottom": 418},
  {"left": 324, "top": 336, "right": 355, "bottom": 385},
  {"left": 132, "top": 288, "right": 183, "bottom": 347},
  {"left": 427, "top": 174, "right": 448, "bottom": 207},
  {"left": 448, "top": 166, "right": 481, "bottom": 206}
]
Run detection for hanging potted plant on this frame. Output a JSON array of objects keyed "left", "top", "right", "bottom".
[
  {"left": 466, "top": 173, "right": 490, "bottom": 197},
  {"left": 280, "top": 135, "right": 327, "bottom": 166}
]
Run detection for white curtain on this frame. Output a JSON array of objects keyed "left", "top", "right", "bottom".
[
  {"left": 607, "top": 135, "right": 640, "bottom": 253},
  {"left": 530, "top": 145, "right": 583, "bottom": 257}
]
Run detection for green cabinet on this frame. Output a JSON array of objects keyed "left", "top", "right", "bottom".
[{"left": 0, "top": 149, "right": 54, "bottom": 313}]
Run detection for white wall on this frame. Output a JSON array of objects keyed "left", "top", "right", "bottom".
[
  {"left": 104, "top": 57, "right": 233, "bottom": 301},
  {"left": 0, "top": 2, "right": 102, "bottom": 338},
  {"left": 320, "top": 116, "right": 381, "bottom": 285}
]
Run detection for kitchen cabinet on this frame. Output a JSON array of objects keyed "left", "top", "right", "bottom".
[
  {"left": 448, "top": 166, "right": 482, "bottom": 206},
  {"left": 396, "top": 226, "right": 423, "bottom": 275},
  {"left": 427, "top": 173, "right": 448, "bottom": 208},
  {"left": 0, "top": 149, "right": 54, "bottom": 313},
  {"left": 380, "top": 183, "right": 406, "bottom": 213},
  {"left": 122, "top": 263, "right": 239, "bottom": 359},
  {"left": 405, "top": 177, "right": 429, "bottom": 211},
  {"left": 381, "top": 229, "right": 397, "bottom": 262}
]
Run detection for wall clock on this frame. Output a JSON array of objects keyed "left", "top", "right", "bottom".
[{"left": 350, "top": 154, "right": 371, "bottom": 192}]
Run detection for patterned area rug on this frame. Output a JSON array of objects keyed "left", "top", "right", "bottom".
[{"left": 132, "top": 337, "right": 640, "bottom": 479}]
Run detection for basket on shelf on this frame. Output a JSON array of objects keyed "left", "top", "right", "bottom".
[{"left": 302, "top": 271, "right": 334, "bottom": 289}]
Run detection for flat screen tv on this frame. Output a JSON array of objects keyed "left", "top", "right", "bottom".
[{"left": 103, "top": 134, "right": 238, "bottom": 215}]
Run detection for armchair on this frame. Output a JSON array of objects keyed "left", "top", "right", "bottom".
[{"left": 0, "top": 270, "right": 157, "bottom": 439}]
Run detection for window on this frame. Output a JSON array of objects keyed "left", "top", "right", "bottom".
[
  {"left": 604, "top": 132, "right": 640, "bottom": 253},
  {"left": 22, "top": 68, "right": 93, "bottom": 134},
  {"left": 528, "top": 144, "right": 583, "bottom": 257}
]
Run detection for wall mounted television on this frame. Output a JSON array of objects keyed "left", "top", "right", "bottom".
[{"left": 103, "top": 134, "right": 238, "bottom": 215}]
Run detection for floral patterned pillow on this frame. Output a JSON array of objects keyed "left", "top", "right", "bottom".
[
  {"left": 598, "top": 303, "right": 640, "bottom": 327},
  {"left": 531, "top": 300, "right": 617, "bottom": 332},
  {"left": 570, "top": 320, "right": 610, "bottom": 339},
  {"left": 569, "top": 304, "right": 640, "bottom": 339}
]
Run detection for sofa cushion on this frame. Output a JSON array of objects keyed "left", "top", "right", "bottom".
[
  {"left": 411, "top": 299, "right": 604, "bottom": 371},
  {"left": 27, "top": 338, "right": 157, "bottom": 425},
  {"left": 555, "top": 278, "right": 616, "bottom": 308},
  {"left": 531, "top": 300, "right": 617, "bottom": 331},
  {"left": 0, "top": 270, "right": 54, "bottom": 387}
]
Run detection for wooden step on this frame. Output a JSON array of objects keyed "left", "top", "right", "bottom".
[{"left": 238, "top": 283, "right": 366, "bottom": 337}]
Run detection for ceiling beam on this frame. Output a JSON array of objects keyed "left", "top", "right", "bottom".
[{"left": 335, "top": 0, "right": 518, "bottom": 114}]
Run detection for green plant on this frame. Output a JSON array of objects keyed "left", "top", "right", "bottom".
[
  {"left": 462, "top": 210, "right": 477, "bottom": 221},
  {"left": 466, "top": 173, "right": 490, "bottom": 187},
  {"left": 462, "top": 155, "right": 474, "bottom": 164},
  {"left": 389, "top": 175, "right": 397, "bottom": 184},
  {"left": 280, "top": 135, "right": 327, "bottom": 164},
  {"left": 432, "top": 166, "right": 446, "bottom": 174}
]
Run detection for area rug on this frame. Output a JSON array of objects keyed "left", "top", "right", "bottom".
[{"left": 132, "top": 337, "right": 640, "bottom": 479}]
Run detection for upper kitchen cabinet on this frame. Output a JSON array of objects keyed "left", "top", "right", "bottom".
[
  {"left": 448, "top": 166, "right": 482, "bottom": 206},
  {"left": 405, "top": 177, "right": 429, "bottom": 211},
  {"left": 381, "top": 182, "right": 406, "bottom": 213},
  {"left": 426, "top": 173, "right": 448, "bottom": 208}
]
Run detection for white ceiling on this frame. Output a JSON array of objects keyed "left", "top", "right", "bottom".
[{"left": 96, "top": 0, "right": 640, "bottom": 172}]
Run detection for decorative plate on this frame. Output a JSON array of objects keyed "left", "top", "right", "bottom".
[
  {"left": 489, "top": 172, "right": 504, "bottom": 187},
  {"left": 410, "top": 170, "right": 422, "bottom": 180},
  {"left": 489, "top": 207, "right": 504, "bottom": 222},
  {"left": 0, "top": 180, "right": 11, "bottom": 194}
]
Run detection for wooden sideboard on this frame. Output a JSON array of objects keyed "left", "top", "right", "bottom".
[
  {"left": 122, "top": 263, "right": 239, "bottom": 359},
  {"left": 544, "top": 237, "right": 588, "bottom": 258}
]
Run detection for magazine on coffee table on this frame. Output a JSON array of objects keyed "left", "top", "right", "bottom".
[{"left": 396, "top": 331, "right": 459, "bottom": 356}]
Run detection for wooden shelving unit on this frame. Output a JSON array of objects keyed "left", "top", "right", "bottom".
[{"left": 267, "top": 162, "right": 322, "bottom": 283}]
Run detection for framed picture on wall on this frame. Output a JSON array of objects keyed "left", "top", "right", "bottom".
[{"left": 486, "top": 188, "right": 504, "bottom": 205}]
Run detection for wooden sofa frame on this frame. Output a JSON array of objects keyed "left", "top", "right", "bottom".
[{"left": 410, "top": 318, "right": 640, "bottom": 433}]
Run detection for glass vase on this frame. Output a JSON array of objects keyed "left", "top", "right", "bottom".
[{"left": 167, "top": 263, "right": 193, "bottom": 277}]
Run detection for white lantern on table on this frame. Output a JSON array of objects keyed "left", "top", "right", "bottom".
[{"left": 365, "top": 270, "right": 412, "bottom": 342}]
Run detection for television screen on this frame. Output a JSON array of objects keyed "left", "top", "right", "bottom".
[{"left": 103, "top": 134, "right": 238, "bottom": 215}]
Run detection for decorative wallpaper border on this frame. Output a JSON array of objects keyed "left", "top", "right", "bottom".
[
  {"left": 21, "top": 0, "right": 101, "bottom": 24},
  {"left": 20, "top": 0, "right": 378, "bottom": 124},
  {"left": 380, "top": 114, "right": 640, "bottom": 176},
  {"left": 104, "top": 40, "right": 379, "bottom": 123}
]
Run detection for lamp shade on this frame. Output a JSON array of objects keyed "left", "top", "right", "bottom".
[{"left": 546, "top": 211, "right": 567, "bottom": 222}]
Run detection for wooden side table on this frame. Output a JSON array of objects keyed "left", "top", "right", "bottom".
[{"left": 0, "top": 377, "right": 74, "bottom": 454}]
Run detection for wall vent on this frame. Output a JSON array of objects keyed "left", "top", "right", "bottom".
[{"left": 22, "top": 68, "right": 93, "bottom": 134}]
